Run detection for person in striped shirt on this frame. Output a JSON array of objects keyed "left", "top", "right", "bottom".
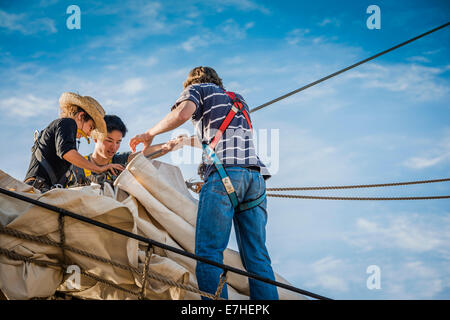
[{"left": 130, "top": 67, "right": 278, "bottom": 300}]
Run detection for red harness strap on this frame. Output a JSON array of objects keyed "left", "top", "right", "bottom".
[
  {"left": 203, "top": 90, "right": 266, "bottom": 213},
  {"left": 209, "top": 91, "right": 252, "bottom": 150}
]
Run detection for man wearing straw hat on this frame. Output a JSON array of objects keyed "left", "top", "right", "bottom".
[{"left": 24, "top": 92, "right": 124, "bottom": 192}]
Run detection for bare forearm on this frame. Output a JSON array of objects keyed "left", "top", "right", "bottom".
[
  {"left": 127, "top": 143, "right": 166, "bottom": 162},
  {"left": 147, "top": 100, "right": 196, "bottom": 137},
  {"left": 147, "top": 111, "right": 187, "bottom": 137},
  {"left": 143, "top": 143, "right": 167, "bottom": 158},
  {"left": 129, "top": 101, "right": 196, "bottom": 153},
  {"left": 63, "top": 150, "right": 101, "bottom": 173}
]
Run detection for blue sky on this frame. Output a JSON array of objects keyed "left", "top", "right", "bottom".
[{"left": 0, "top": 0, "right": 449, "bottom": 299}]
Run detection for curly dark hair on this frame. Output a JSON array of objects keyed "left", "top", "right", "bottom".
[{"left": 183, "top": 66, "right": 224, "bottom": 89}]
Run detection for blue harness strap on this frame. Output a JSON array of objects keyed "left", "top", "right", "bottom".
[
  {"left": 239, "top": 192, "right": 266, "bottom": 212},
  {"left": 201, "top": 90, "right": 266, "bottom": 213},
  {"left": 203, "top": 144, "right": 239, "bottom": 209},
  {"left": 203, "top": 144, "right": 265, "bottom": 212}
]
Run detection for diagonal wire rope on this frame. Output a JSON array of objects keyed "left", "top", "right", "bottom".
[{"left": 250, "top": 22, "right": 449, "bottom": 113}]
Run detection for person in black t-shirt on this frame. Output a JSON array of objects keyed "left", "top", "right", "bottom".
[
  {"left": 24, "top": 92, "right": 124, "bottom": 192},
  {"left": 70, "top": 115, "right": 184, "bottom": 186}
]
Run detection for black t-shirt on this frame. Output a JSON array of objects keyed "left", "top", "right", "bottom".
[{"left": 25, "top": 118, "right": 78, "bottom": 185}]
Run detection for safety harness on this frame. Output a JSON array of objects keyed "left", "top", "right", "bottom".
[
  {"left": 31, "top": 129, "right": 90, "bottom": 190},
  {"left": 81, "top": 155, "right": 117, "bottom": 185},
  {"left": 202, "top": 91, "right": 266, "bottom": 212},
  {"left": 31, "top": 130, "right": 72, "bottom": 189}
]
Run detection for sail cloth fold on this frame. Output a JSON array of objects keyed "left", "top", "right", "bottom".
[{"left": 0, "top": 153, "right": 305, "bottom": 300}]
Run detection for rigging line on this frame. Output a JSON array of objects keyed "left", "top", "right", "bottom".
[
  {"left": 267, "top": 194, "right": 450, "bottom": 200},
  {"left": 267, "top": 177, "right": 450, "bottom": 191},
  {"left": 0, "top": 187, "right": 331, "bottom": 300},
  {"left": 250, "top": 21, "right": 450, "bottom": 113}
]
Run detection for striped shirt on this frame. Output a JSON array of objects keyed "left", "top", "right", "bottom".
[{"left": 173, "top": 83, "right": 270, "bottom": 181}]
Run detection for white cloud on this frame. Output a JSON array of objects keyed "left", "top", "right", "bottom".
[
  {"left": 263, "top": 125, "right": 357, "bottom": 187},
  {"left": 179, "top": 20, "right": 254, "bottom": 52},
  {"left": 0, "top": 9, "right": 57, "bottom": 35},
  {"left": 122, "top": 78, "right": 146, "bottom": 95},
  {"left": 403, "top": 130, "right": 450, "bottom": 169},
  {"left": 0, "top": 10, "right": 27, "bottom": 34},
  {"left": 86, "top": 2, "right": 173, "bottom": 50},
  {"left": 213, "top": 0, "right": 270, "bottom": 15},
  {"left": 304, "top": 256, "right": 351, "bottom": 292},
  {"left": 318, "top": 18, "right": 341, "bottom": 27},
  {"left": 286, "top": 28, "right": 310, "bottom": 45},
  {"left": 226, "top": 80, "right": 260, "bottom": 95},
  {"left": 181, "top": 35, "right": 211, "bottom": 52},
  {"left": 39, "top": 0, "right": 59, "bottom": 7},
  {"left": 142, "top": 56, "right": 158, "bottom": 67},
  {"left": 221, "top": 19, "right": 254, "bottom": 40},
  {"left": 38, "top": 18, "right": 57, "bottom": 34},
  {"left": 85, "top": 0, "right": 268, "bottom": 50},
  {"left": 347, "top": 214, "right": 448, "bottom": 253},
  {"left": 286, "top": 27, "right": 337, "bottom": 46},
  {"left": 222, "top": 56, "right": 245, "bottom": 65},
  {"left": 383, "top": 261, "right": 446, "bottom": 299},
  {"left": 407, "top": 56, "right": 431, "bottom": 63},
  {"left": 0, "top": 94, "right": 55, "bottom": 117},
  {"left": 403, "top": 153, "right": 450, "bottom": 169},
  {"left": 353, "top": 63, "right": 449, "bottom": 101}
]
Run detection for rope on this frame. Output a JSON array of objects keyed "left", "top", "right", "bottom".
[
  {"left": 214, "top": 270, "right": 228, "bottom": 300},
  {"left": 79, "top": 268, "right": 142, "bottom": 298},
  {"left": 0, "top": 246, "right": 141, "bottom": 298},
  {"left": 267, "top": 194, "right": 450, "bottom": 200},
  {"left": 139, "top": 245, "right": 152, "bottom": 300},
  {"left": 250, "top": 22, "right": 449, "bottom": 113},
  {"left": 0, "top": 225, "right": 219, "bottom": 300},
  {"left": 267, "top": 178, "right": 450, "bottom": 191},
  {"left": 58, "top": 214, "right": 67, "bottom": 265},
  {"left": 142, "top": 265, "right": 220, "bottom": 300},
  {"left": 0, "top": 187, "right": 331, "bottom": 300}
]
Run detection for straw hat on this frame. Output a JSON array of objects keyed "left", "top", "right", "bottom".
[{"left": 59, "top": 92, "right": 107, "bottom": 139}]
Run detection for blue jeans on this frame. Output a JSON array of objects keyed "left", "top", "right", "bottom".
[{"left": 195, "top": 167, "right": 279, "bottom": 300}]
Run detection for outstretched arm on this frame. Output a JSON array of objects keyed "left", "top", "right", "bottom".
[
  {"left": 127, "top": 135, "right": 197, "bottom": 163},
  {"left": 127, "top": 142, "right": 169, "bottom": 163},
  {"left": 129, "top": 100, "right": 196, "bottom": 153}
]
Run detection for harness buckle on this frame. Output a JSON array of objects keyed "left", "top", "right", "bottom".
[{"left": 221, "top": 176, "right": 235, "bottom": 194}]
